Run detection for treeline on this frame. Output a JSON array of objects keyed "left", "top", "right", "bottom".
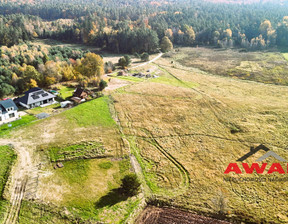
[
  {"left": 0, "top": 13, "right": 75, "bottom": 47},
  {"left": 0, "top": 0, "right": 288, "bottom": 52}
]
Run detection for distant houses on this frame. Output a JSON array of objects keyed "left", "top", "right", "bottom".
[
  {"left": 14, "top": 87, "right": 56, "bottom": 109},
  {"left": 0, "top": 99, "right": 19, "bottom": 124}
]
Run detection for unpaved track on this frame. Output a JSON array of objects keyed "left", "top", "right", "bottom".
[
  {"left": 130, "top": 53, "right": 163, "bottom": 69},
  {"left": 0, "top": 138, "right": 39, "bottom": 224}
]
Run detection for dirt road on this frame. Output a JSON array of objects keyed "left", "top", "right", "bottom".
[
  {"left": 0, "top": 138, "right": 39, "bottom": 224},
  {"left": 130, "top": 53, "right": 163, "bottom": 69}
]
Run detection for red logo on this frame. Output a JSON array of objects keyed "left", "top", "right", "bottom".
[{"left": 224, "top": 144, "right": 287, "bottom": 174}]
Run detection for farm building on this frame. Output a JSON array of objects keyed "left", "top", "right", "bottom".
[
  {"left": 73, "top": 88, "right": 89, "bottom": 99},
  {"left": 0, "top": 99, "right": 19, "bottom": 124},
  {"left": 15, "top": 87, "right": 56, "bottom": 109}
]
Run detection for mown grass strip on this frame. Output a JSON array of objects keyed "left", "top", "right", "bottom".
[
  {"left": 114, "top": 76, "right": 144, "bottom": 83},
  {"left": 0, "top": 115, "right": 37, "bottom": 137}
]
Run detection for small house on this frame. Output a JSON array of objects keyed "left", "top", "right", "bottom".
[
  {"left": 0, "top": 99, "right": 19, "bottom": 124},
  {"left": 73, "top": 88, "right": 88, "bottom": 99},
  {"left": 15, "top": 87, "right": 56, "bottom": 109}
]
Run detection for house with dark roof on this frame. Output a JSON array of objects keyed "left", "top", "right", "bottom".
[
  {"left": 73, "top": 88, "right": 89, "bottom": 99},
  {"left": 0, "top": 99, "right": 19, "bottom": 124},
  {"left": 15, "top": 87, "right": 56, "bottom": 109}
]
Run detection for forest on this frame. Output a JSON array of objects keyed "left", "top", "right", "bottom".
[
  {"left": 0, "top": 0, "right": 288, "bottom": 97},
  {"left": 0, "top": 0, "right": 287, "bottom": 51}
]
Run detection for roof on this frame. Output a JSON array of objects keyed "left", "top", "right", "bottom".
[
  {"left": 17, "top": 88, "right": 56, "bottom": 106},
  {"left": 24, "top": 87, "right": 42, "bottom": 94},
  {"left": 73, "top": 88, "right": 87, "bottom": 97},
  {"left": 0, "top": 99, "right": 18, "bottom": 114}
]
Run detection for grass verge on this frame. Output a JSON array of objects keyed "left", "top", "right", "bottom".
[
  {"left": 0, "top": 145, "right": 17, "bottom": 221},
  {"left": 0, "top": 115, "right": 37, "bottom": 137},
  {"left": 114, "top": 76, "right": 144, "bottom": 83}
]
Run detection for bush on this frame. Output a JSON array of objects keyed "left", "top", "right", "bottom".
[
  {"left": 120, "top": 173, "right": 141, "bottom": 196},
  {"left": 104, "top": 61, "right": 115, "bottom": 73},
  {"left": 140, "top": 52, "right": 149, "bottom": 62},
  {"left": 118, "top": 55, "right": 131, "bottom": 68},
  {"left": 99, "top": 79, "right": 108, "bottom": 91}
]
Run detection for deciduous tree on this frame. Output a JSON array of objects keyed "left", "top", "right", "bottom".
[{"left": 160, "top": 36, "right": 173, "bottom": 52}]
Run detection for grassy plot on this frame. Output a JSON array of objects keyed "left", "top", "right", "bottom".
[
  {"left": 0, "top": 145, "right": 16, "bottom": 221},
  {"left": 64, "top": 96, "right": 116, "bottom": 127},
  {"left": 58, "top": 86, "right": 75, "bottom": 100},
  {"left": 49, "top": 141, "right": 106, "bottom": 162},
  {"left": 39, "top": 158, "right": 138, "bottom": 223},
  {"left": 4, "top": 81, "right": 130, "bottom": 222},
  {"left": 0, "top": 115, "right": 37, "bottom": 137},
  {"left": 19, "top": 201, "right": 72, "bottom": 224}
]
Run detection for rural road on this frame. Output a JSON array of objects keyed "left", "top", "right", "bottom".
[{"left": 130, "top": 52, "right": 163, "bottom": 69}]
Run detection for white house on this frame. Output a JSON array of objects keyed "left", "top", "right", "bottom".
[
  {"left": 0, "top": 99, "right": 19, "bottom": 124},
  {"left": 15, "top": 87, "right": 56, "bottom": 109}
]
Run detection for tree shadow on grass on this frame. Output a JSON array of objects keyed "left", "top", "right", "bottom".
[{"left": 95, "top": 188, "right": 129, "bottom": 208}]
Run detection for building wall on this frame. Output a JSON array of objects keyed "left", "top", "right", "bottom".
[
  {"left": 28, "top": 98, "right": 55, "bottom": 108},
  {"left": 0, "top": 110, "right": 19, "bottom": 122}
]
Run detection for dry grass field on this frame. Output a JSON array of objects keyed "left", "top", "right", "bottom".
[
  {"left": 112, "top": 49, "right": 288, "bottom": 223},
  {"left": 171, "top": 47, "right": 288, "bottom": 85},
  {"left": 2, "top": 46, "right": 288, "bottom": 223}
]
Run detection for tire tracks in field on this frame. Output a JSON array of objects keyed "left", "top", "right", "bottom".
[
  {"left": 154, "top": 63, "right": 249, "bottom": 144},
  {"left": 111, "top": 90, "right": 191, "bottom": 196},
  {"left": 110, "top": 58, "right": 225, "bottom": 198},
  {"left": 108, "top": 95, "right": 149, "bottom": 224},
  {"left": 154, "top": 62, "right": 288, "bottom": 149},
  {"left": 3, "top": 177, "right": 28, "bottom": 224},
  {"left": 140, "top": 128, "right": 190, "bottom": 194},
  {"left": 125, "top": 132, "right": 284, "bottom": 150}
]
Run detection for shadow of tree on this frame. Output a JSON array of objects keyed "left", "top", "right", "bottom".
[{"left": 95, "top": 188, "right": 129, "bottom": 208}]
